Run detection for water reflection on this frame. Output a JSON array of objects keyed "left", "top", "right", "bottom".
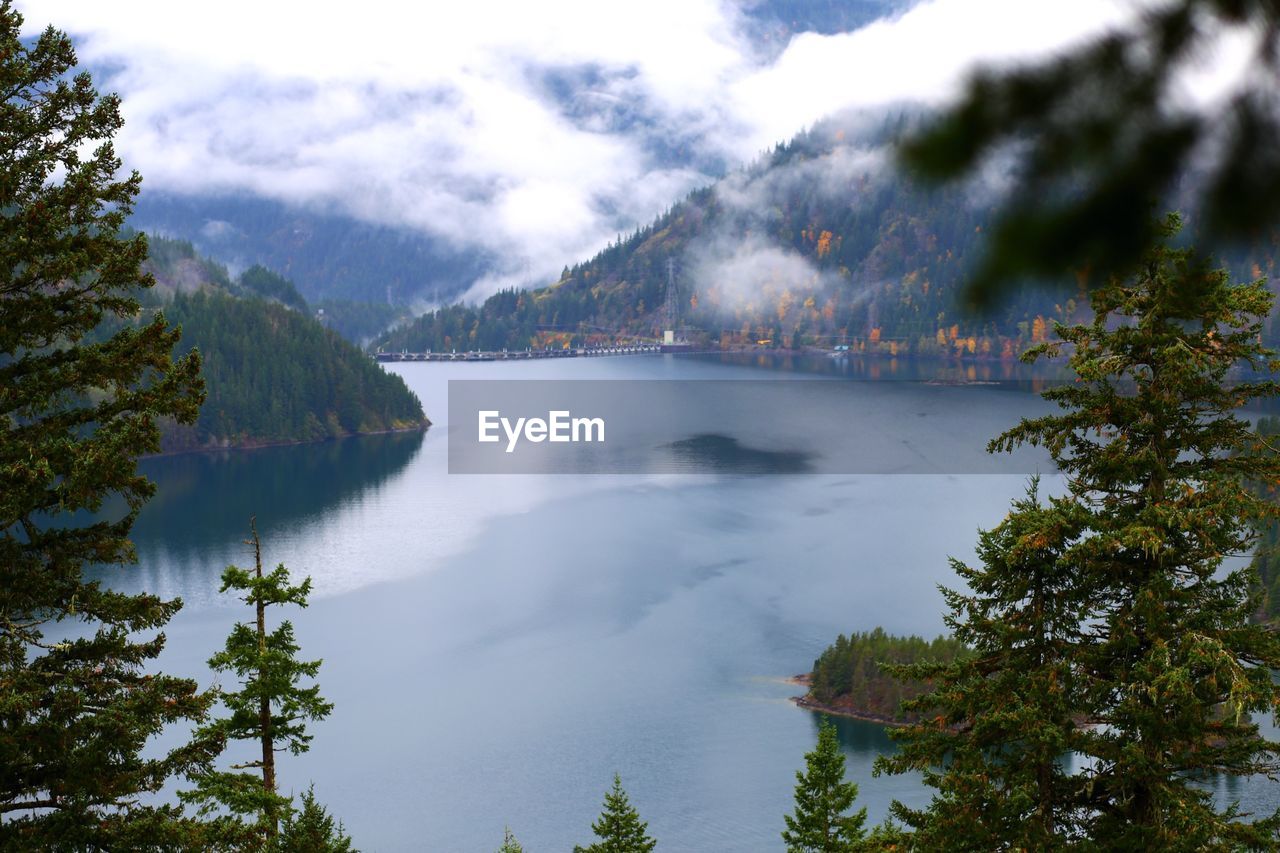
[
  {"left": 804, "top": 711, "right": 899, "bottom": 758},
  {"left": 128, "top": 430, "right": 424, "bottom": 570},
  {"left": 701, "top": 351, "right": 1071, "bottom": 384},
  {"left": 78, "top": 432, "right": 426, "bottom": 607}
]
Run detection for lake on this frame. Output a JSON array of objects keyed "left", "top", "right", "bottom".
[{"left": 118, "top": 353, "right": 1276, "bottom": 850}]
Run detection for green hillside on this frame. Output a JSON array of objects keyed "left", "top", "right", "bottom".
[
  {"left": 135, "top": 236, "right": 427, "bottom": 452},
  {"left": 160, "top": 290, "right": 426, "bottom": 451}
]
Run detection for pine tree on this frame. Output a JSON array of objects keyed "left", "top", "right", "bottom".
[
  {"left": 278, "top": 785, "right": 355, "bottom": 853},
  {"left": 497, "top": 825, "right": 525, "bottom": 853},
  {"left": 0, "top": 2, "right": 216, "bottom": 847},
  {"left": 575, "top": 774, "right": 658, "bottom": 853},
  {"left": 881, "top": 216, "right": 1280, "bottom": 847},
  {"left": 182, "top": 520, "right": 335, "bottom": 845},
  {"left": 876, "top": 481, "right": 1090, "bottom": 848},
  {"left": 782, "top": 718, "right": 867, "bottom": 852}
]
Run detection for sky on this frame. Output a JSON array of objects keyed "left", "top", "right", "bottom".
[{"left": 19, "top": 0, "right": 1147, "bottom": 298}]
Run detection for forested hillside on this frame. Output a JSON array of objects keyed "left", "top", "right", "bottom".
[
  {"left": 375, "top": 114, "right": 1280, "bottom": 357},
  {"left": 373, "top": 116, "right": 1066, "bottom": 356},
  {"left": 160, "top": 290, "right": 425, "bottom": 451},
  {"left": 142, "top": 235, "right": 409, "bottom": 344},
  {"left": 134, "top": 236, "right": 427, "bottom": 452}
]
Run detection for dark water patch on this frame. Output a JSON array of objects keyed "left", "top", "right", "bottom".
[{"left": 663, "top": 433, "right": 814, "bottom": 474}]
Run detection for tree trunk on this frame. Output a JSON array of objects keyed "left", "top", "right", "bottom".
[{"left": 249, "top": 518, "right": 278, "bottom": 839}]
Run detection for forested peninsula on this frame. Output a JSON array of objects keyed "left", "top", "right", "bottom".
[
  {"left": 794, "top": 628, "right": 966, "bottom": 725},
  {"left": 129, "top": 235, "right": 429, "bottom": 453}
]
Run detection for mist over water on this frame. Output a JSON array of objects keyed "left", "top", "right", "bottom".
[{"left": 118, "top": 353, "right": 1278, "bottom": 850}]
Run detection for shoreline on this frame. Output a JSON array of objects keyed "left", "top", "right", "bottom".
[
  {"left": 144, "top": 420, "right": 431, "bottom": 459},
  {"left": 786, "top": 673, "right": 1099, "bottom": 731},
  {"left": 784, "top": 673, "right": 914, "bottom": 729},
  {"left": 381, "top": 345, "right": 1067, "bottom": 368}
]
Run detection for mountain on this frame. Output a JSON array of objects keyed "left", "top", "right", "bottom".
[
  {"left": 372, "top": 112, "right": 1280, "bottom": 358},
  {"left": 144, "top": 232, "right": 409, "bottom": 344},
  {"left": 132, "top": 192, "right": 492, "bottom": 306},
  {"left": 372, "top": 114, "right": 1028, "bottom": 356},
  {"left": 132, "top": 236, "right": 428, "bottom": 452},
  {"left": 124, "top": 3, "right": 912, "bottom": 311}
]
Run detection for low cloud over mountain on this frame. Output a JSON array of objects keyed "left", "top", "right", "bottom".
[{"left": 25, "top": 0, "right": 1135, "bottom": 301}]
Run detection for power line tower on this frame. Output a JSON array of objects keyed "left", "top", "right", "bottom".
[{"left": 660, "top": 257, "right": 680, "bottom": 343}]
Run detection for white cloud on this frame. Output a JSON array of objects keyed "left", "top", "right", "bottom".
[
  {"left": 727, "top": 0, "right": 1138, "bottom": 156},
  {"left": 18, "top": 0, "right": 1149, "bottom": 300}
]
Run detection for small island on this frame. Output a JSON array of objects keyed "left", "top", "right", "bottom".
[{"left": 792, "top": 628, "right": 966, "bottom": 725}]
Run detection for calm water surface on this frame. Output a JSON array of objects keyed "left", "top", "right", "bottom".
[{"left": 116, "top": 354, "right": 1276, "bottom": 851}]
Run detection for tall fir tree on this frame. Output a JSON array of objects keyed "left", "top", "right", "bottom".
[
  {"left": 876, "top": 481, "right": 1090, "bottom": 848},
  {"left": 782, "top": 718, "right": 867, "bottom": 852},
  {"left": 181, "top": 520, "right": 335, "bottom": 845},
  {"left": 0, "top": 2, "right": 217, "bottom": 847},
  {"left": 882, "top": 216, "right": 1280, "bottom": 848},
  {"left": 574, "top": 774, "right": 658, "bottom": 853}
]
